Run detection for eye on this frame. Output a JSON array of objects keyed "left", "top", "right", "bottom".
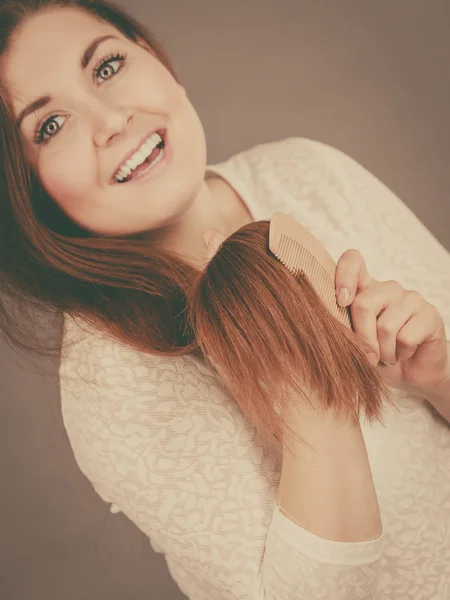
[
  {"left": 33, "top": 52, "right": 127, "bottom": 145},
  {"left": 34, "top": 114, "right": 66, "bottom": 145},
  {"left": 94, "top": 52, "right": 127, "bottom": 83}
]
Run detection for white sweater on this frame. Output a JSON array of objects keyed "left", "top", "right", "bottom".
[{"left": 59, "top": 137, "right": 450, "bottom": 600}]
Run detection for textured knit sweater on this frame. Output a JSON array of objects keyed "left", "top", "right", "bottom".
[{"left": 59, "top": 137, "right": 450, "bottom": 600}]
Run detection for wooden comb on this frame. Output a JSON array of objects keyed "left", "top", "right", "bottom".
[{"left": 269, "top": 212, "right": 354, "bottom": 331}]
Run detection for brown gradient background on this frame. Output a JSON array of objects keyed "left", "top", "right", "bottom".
[{"left": 1, "top": 1, "right": 450, "bottom": 599}]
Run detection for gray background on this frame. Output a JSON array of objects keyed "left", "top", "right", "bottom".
[{"left": 2, "top": 1, "right": 450, "bottom": 599}]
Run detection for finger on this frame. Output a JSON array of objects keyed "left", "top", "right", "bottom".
[
  {"left": 376, "top": 291, "right": 423, "bottom": 363},
  {"left": 394, "top": 302, "right": 443, "bottom": 359},
  {"left": 350, "top": 280, "right": 405, "bottom": 361},
  {"left": 335, "top": 249, "right": 375, "bottom": 307}
]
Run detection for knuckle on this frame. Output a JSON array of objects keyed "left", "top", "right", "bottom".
[
  {"left": 396, "top": 332, "right": 414, "bottom": 347},
  {"left": 377, "top": 321, "right": 396, "bottom": 337},
  {"left": 386, "top": 279, "right": 404, "bottom": 293},
  {"left": 351, "top": 294, "right": 370, "bottom": 311},
  {"left": 427, "top": 302, "right": 441, "bottom": 319},
  {"left": 407, "top": 289, "right": 423, "bottom": 303}
]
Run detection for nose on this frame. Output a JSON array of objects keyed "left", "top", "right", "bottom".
[{"left": 88, "top": 98, "right": 132, "bottom": 147}]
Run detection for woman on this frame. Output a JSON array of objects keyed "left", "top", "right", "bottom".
[{"left": 1, "top": 1, "right": 449, "bottom": 598}]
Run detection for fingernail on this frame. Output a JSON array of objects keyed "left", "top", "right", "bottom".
[{"left": 337, "top": 287, "right": 350, "bottom": 307}]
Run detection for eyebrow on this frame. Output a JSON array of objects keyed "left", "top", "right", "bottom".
[{"left": 15, "top": 34, "right": 118, "bottom": 129}]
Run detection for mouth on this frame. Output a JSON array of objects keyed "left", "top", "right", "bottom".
[{"left": 111, "top": 128, "right": 167, "bottom": 184}]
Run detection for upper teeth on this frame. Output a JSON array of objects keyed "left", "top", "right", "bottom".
[{"left": 115, "top": 132, "right": 163, "bottom": 182}]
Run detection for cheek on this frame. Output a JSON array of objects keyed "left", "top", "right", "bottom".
[
  {"left": 130, "top": 58, "right": 182, "bottom": 112},
  {"left": 38, "top": 146, "right": 95, "bottom": 209}
]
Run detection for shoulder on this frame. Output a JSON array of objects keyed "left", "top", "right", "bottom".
[
  {"left": 219, "top": 136, "right": 330, "bottom": 167},
  {"left": 222, "top": 136, "right": 360, "bottom": 167},
  {"left": 213, "top": 137, "right": 373, "bottom": 189},
  {"left": 59, "top": 313, "right": 218, "bottom": 395}
]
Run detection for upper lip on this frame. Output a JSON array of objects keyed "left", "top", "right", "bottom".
[{"left": 111, "top": 127, "right": 165, "bottom": 183}]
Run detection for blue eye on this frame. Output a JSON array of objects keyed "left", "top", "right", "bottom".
[{"left": 33, "top": 51, "right": 127, "bottom": 145}]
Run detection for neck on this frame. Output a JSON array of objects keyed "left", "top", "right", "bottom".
[{"left": 147, "top": 174, "right": 253, "bottom": 270}]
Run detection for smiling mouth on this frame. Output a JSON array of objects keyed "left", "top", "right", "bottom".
[{"left": 113, "top": 129, "right": 166, "bottom": 184}]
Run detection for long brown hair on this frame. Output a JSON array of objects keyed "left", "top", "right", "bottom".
[{"left": 0, "top": 0, "right": 395, "bottom": 455}]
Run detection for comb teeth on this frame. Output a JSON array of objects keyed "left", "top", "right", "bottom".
[
  {"left": 277, "top": 234, "right": 332, "bottom": 303},
  {"left": 269, "top": 212, "right": 352, "bottom": 330}
]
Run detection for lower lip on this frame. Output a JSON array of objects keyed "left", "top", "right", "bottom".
[{"left": 114, "top": 131, "right": 171, "bottom": 185}]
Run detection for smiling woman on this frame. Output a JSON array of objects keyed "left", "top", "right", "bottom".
[
  {"left": 1, "top": 2, "right": 450, "bottom": 600},
  {"left": 1, "top": 3, "right": 218, "bottom": 244}
]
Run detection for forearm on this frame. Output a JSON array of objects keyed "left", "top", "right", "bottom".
[
  {"left": 276, "top": 405, "right": 382, "bottom": 543},
  {"left": 425, "top": 377, "right": 450, "bottom": 425},
  {"left": 423, "top": 341, "right": 450, "bottom": 425}
]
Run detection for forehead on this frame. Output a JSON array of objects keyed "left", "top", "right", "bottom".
[{"left": 1, "top": 7, "right": 123, "bottom": 110}]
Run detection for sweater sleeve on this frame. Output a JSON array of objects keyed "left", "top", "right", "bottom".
[{"left": 60, "top": 315, "right": 386, "bottom": 600}]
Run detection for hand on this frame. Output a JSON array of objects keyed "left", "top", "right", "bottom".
[{"left": 335, "top": 249, "right": 449, "bottom": 396}]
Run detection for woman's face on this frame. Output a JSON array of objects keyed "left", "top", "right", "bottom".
[{"left": 1, "top": 7, "right": 208, "bottom": 236}]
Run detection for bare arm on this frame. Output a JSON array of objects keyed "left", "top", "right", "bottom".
[
  {"left": 276, "top": 402, "right": 382, "bottom": 543},
  {"left": 424, "top": 343, "right": 450, "bottom": 424}
]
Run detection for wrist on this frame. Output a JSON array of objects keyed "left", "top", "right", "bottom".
[
  {"left": 410, "top": 341, "right": 450, "bottom": 403},
  {"left": 425, "top": 372, "right": 450, "bottom": 406},
  {"left": 423, "top": 362, "right": 450, "bottom": 425}
]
